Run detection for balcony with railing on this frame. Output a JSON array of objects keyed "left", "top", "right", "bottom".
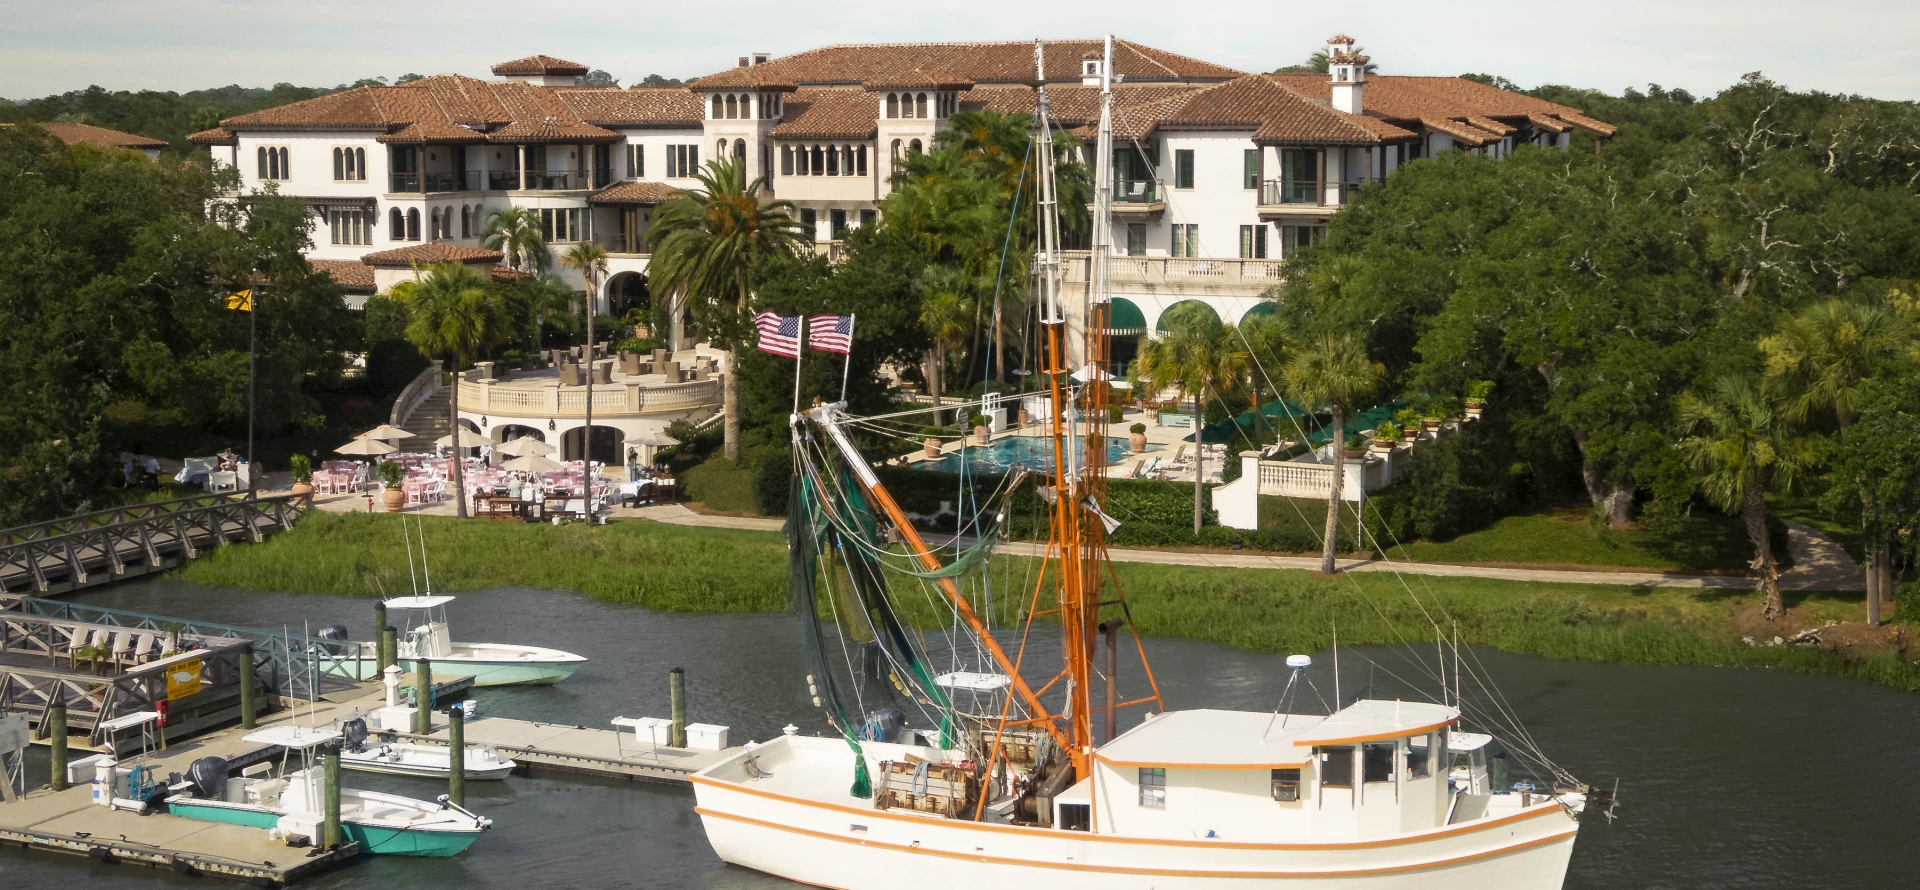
[
  {"left": 1095, "top": 179, "right": 1164, "bottom": 217},
  {"left": 516, "top": 169, "right": 612, "bottom": 191},
  {"left": 1257, "top": 179, "right": 1362, "bottom": 217},
  {"left": 594, "top": 233, "right": 650, "bottom": 256},
  {"left": 1059, "top": 250, "right": 1283, "bottom": 296}
]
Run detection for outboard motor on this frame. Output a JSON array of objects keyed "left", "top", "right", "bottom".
[
  {"left": 315, "top": 623, "right": 351, "bottom": 641},
  {"left": 860, "top": 707, "right": 905, "bottom": 744},
  {"left": 339, "top": 717, "right": 370, "bottom": 753},
  {"left": 185, "top": 756, "right": 229, "bottom": 800}
]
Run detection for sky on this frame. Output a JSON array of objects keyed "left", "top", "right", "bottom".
[{"left": 3, "top": 0, "right": 1917, "bottom": 102}]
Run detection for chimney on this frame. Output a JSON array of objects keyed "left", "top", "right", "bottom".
[
  {"left": 1080, "top": 52, "right": 1103, "bottom": 87},
  {"left": 738, "top": 56, "right": 749, "bottom": 68},
  {"left": 1326, "top": 35, "right": 1368, "bottom": 115}
]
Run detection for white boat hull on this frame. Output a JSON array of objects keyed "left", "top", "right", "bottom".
[
  {"left": 341, "top": 743, "right": 517, "bottom": 781},
  {"left": 692, "top": 735, "right": 1579, "bottom": 890}
]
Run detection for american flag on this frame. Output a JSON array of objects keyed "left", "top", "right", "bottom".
[
  {"left": 808, "top": 314, "right": 855, "bottom": 354},
  {"left": 753, "top": 311, "right": 802, "bottom": 358}
]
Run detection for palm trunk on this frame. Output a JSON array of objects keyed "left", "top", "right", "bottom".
[
  {"left": 1322, "top": 402, "right": 1344, "bottom": 575},
  {"left": 1744, "top": 479, "right": 1781, "bottom": 619},
  {"left": 993, "top": 299, "right": 1006, "bottom": 385},
  {"left": 927, "top": 348, "right": 944, "bottom": 427},
  {"left": 1865, "top": 544, "right": 1882, "bottom": 628},
  {"left": 1192, "top": 386, "right": 1205, "bottom": 535},
  {"left": 1879, "top": 537, "right": 1895, "bottom": 615},
  {"left": 722, "top": 363, "right": 741, "bottom": 461},
  {"left": 450, "top": 358, "right": 467, "bottom": 519}
]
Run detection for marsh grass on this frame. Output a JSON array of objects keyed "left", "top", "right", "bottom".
[{"left": 179, "top": 511, "right": 1920, "bottom": 694}]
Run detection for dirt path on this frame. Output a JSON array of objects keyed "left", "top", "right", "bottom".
[{"left": 1778, "top": 519, "right": 1864, "bottom": 591}]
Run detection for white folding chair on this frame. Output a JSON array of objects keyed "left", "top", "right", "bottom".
[{"left": 110, "top": 630, "right": 134, "bottom": 668}]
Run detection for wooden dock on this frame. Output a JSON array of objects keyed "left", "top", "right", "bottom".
[
  {"left": 389, "top": 716, "right": 737, "bottom": 784},
  {"left": 0, "top": 491, "right": 312, "bottom": 597}
]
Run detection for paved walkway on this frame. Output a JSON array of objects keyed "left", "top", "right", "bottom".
[{"left": 268, "top": 475, "right": 1864, "bottom": 591}]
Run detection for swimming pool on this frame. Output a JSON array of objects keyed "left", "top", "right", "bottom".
[{"left": 919, "top": 435, "right": 1161, "bottom": 474}]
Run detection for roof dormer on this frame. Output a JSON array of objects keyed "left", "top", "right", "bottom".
[{"left": 491, "top": 55, "right": 590, "bottom": 87}]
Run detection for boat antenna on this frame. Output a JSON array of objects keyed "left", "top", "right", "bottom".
[
  {"left": 1263, "top": 654, "right": 1312, "bottom": 738},
  {"left": 1332, "top": 617, "right": 1340, "bottom": 709},
  {"left": 401, "top": 505, "right": 419, "bottom": 597}
]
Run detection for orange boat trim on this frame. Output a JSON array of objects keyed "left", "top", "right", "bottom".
[
  {"left": 697, "top": 806, "right": 1577, "bottom": 878},
  {"left": 690, "top": 774, "right": 1570, "bottom": 851},
  {"left": 1300, "top": 717, "right": 1460, "bottom": 747},
  {"left": 1093, "top": 752, "right": 1309, "bottom": 770}
]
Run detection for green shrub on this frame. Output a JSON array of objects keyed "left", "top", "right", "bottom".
[
  {"left": 1366, "top": 419, "right": 1518, "bottom": 542},
  {"left": 1129, "top": 422, "right": 1147, "bottom": 435},
  {"left": 1109, "top": 405, "right": 1125, "bottom": 423},
  {"left": 289, "top": 454, "right": 311, "bottom": 484},
  {"left": 753, "top": 448, "right": 794, "bottom": 514},
  {"left": 375, "top": 460, "right": 403, "bottom": 487}
]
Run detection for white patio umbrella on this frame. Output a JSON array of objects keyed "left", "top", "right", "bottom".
[
  {"left": 336, "top": 437, "right": 397, "bottom": 456},
  {"left": 500, "top": 453, "right": 563, "bottom": 473},
  {"left": 496, "top": 437, "right": 557, "bottom": 457},
  {"left": 623, "top": 430, "right": 681, "bottom": 449},
  {"left": 358, "top": 424, "right": 415, "bottom": 441}
]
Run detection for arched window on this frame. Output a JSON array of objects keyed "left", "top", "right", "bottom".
[
  {"left": 891, "top": 139, "right": 902, "bottom": 161},
  {"left": 725, "top": 95, "right": 738, "bottom": 119},
  {"left": 432, "top": 207, "right": 444, "bottom": 240},
  {"left": 711, "top": 95, "right": 722, "bottom": 119},
  {"left": 460, "top": 205, "right": 471, "bottom": 238},
  {"left": 781, "top": 145, "right": 794, "bottom": 175},
  {"left": 826, "top": 145, "right": 838, "bottom": 176},
  {"left": 333, "top": 147, "right": 344, "bottom": 181},
  {"left": 389, "top": 207, "right": 405, "bottom": 240},
  {"left": 909, "top": 139, "right": 922, "bottom": 155},
  {"left": 354, "top": 148, "right": 365, "bottom": 180},
  {"left": 733, "top": 138, "right": 745, "bottom": 161},
  {"left": 856, "top": 145, "right": 867, "bottom": 176},
  {"left": 406, "top": 208, "right": 421, "bottom": 241},
  {"left": 915, "top": 93, "right": 928, "bottom": 118},
  {"left": 716, "top": 138, "right": 727, "bottom": 158},
  {"left": 810, "top": 145, "right": 824, "bottom": 176},
  {"left": 277, "top": 147, "right": 289, "bottom": 179},
  {"left": 886, "top": 93, "right": 898, "bottom": 118},
  {"left": 258, "top": 147, "right": 268, "bottom": 179}
]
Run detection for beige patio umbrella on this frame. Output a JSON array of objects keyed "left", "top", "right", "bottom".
[
  {"left": 500, "top": 453, "right": 563, "bottom": 473},
  {"left": 623, "top": 430, "right": 681, "bottom": 448},
  {"left": 358, "top": 424, "right": 415, "bottom": 441},
  {"left": 336, "top": 437, "right": 397, "bottom": 456},
  {"left": 437, "top": 427, "right": 491, "bottom": 448},
  {"left": 496, "top": 437, "right": 557, "bottom": 457}
]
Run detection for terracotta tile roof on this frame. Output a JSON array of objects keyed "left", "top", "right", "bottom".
[
  {"left": 486, "top": 117, "right": 621, "bottom": 143},
  {"left": 491, "top": 55, "right": 590, "bottom": 76},
  {"left": 1556, "top": 112, "right": 1618, "bottom": 138},
  {"left": 187, "top": 127, "right": 235, "bottom": 145},
  {"left": 589, "top": 181, "right": 684, "bottom": 205},
  {"left": 359, "top": 243, "right": 503, "bottom": 266},
  {"left": 1465, "top": 116, "right": 1516, "bottom": 136},
  {"left": 770, "top": 88, "right": 881, "bottom": 140},
  {"left": 558, "top": 87, "right": 704, "bottom": 128},
  {"left": 861, "top": 70, "right": 974, "bottom": 91},
  {"left": 307, "top": 258, "right": 375, "bottom": 292},
  {"left": 1060, "top": 76, "right": 1416, "bottom": 146},
  {"left": 1266, "top": 73, "right": 1614, "bottom": 142},
  {"left": 490, "top": 267, "right": 524, "bottom": 283},
  {"left": 215, "top": 75, "right": 633, "bottom": 144},
  {"left": 691, "top": 39, "right": 1240, "bottom": 89},
  {"left": 1525, "top": 112, "right": 1572, "bottom": 134},
  {"left": 378, "top": 120, "right": 486, "bottom": 144},
  {"left": 1419, "top": 117, "right": 1498, "bottom": 147},
  {"left": 32, "top": 122, "right": 168, "bottom": 150}
]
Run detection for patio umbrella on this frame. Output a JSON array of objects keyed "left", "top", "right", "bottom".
[
  {"left": 336, "top": 437, "right": 397, "bottom": 456},
  {"left": 496, "top": 437, "right": 557, "bottom": 457},
  {"left": 439, "top": 427, "right": 487, "bottom": 448},
  {"left": 358, "top": 424, "right": 414, "bottom": 441},
  {"left": 501, "top": 453, "right": 563, "bottom": 473},
  {"left": 623, "top": 430, "right": 681, "bottom": 448}
]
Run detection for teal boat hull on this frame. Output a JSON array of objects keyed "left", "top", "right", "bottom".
[
  {"left": 394, "top": 656, "right": 583, "bottom": 687},
  {"left": 167, "top": 800, "right": 483, "bottom": 857}
]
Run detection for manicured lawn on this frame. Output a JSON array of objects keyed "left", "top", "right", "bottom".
[{"left": 1372, "top": 508, "right": 1782, "bottom": 574}]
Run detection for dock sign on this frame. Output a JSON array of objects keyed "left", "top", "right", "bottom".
[{"left": 167, "top": 658, "right": 203, "bottom": 700}]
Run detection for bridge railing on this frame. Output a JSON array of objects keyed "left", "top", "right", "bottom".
[{"left": 0, "top": 490, "right": 312, "bottom": 595}]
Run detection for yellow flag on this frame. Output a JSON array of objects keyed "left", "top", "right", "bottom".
[{"left": 225, "top": 289, "right": 253, "bottom": 312}]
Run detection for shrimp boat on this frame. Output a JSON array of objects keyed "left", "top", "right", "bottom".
[
  {"left": 690, "top": 37, "right": 1610, "bottom": 889},
  {"left": 336, "top": 716, "right": 518, "bottom": 781},
  {"left": 166, "top": 725, "right": 492, "bottom": 856}
]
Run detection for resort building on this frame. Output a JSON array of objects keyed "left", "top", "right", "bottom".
[
  {"left": 187, "top": 38, "right": 1613, "bottom": 457},
  {"left": 10, "top": 121, "right": 169, "bottom": 159}
]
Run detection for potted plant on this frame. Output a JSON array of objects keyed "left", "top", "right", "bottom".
[
  {"left": 1393, "top": 408, "right": 1421, "bottom": 442},
  {"left": 970, "top": 413, "right": 991, "bottom": 446},
  {"left": 1128, "top": 422, "right": 1149, "bottom": 452},
  {"left": 289, "top": 454, "right": 314, "bottom": 498},
  {"left": 1345, "top": 432, "right": 1370, "bottom": 461},
  {"left": 921, "top": 426, "right": 944, "bottom": 459},
  {"left": 1017, "top": 405, "right": 1031, "bottom": 427},
  {"left": 377, "top": 459, "right": 406, "bottom": 512},
  {"left": 1465, "top": 380, "right": 1494, "bottom": 419},
  {"left": 1371, "top": 422, "right": 1400, "bottom": 452}
]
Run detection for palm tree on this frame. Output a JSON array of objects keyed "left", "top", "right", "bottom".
[
  {"left": 562, "top": 242, "right": 610, "bottom": 466},
  {"left": 1284, "top": 332, "right": 1384, "bottom": 574},
  {"left": 1676, "top": 374, "right": 1817, "bottom": 620},
  {"left": 1761, "top": 298, "right": 1912, "bottom": 430},
  {"left": 1137, "top": 304, "right": 1251, "bottom": 533},
  {"left": 404, "top": 263, "right": 514, "bottom": 519},
  {"left": 918, "top": 267, "right": 976, "bottom": 426},
  {"left": 480, "top": 206, "right": 551, "bottom": 275},
  {"left": 647, "top": 155, "right": 805, "bottom": 460}
]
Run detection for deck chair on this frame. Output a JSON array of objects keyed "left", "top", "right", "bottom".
[
  {"left": 1170, "top": 445, "right": 1190, "bottom": 465},
  {"left": 110, "top": 630, "right": 135, "bottom": 669},
  {"left": 60, "top": 624, "right": 87, "bottom": 666},
  {"left": 130, "top": 631, "right": 157, "bottom": 664}
]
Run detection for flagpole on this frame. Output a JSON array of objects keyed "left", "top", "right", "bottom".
[
  {"left": 839, "top": 314, "right": 854, "bottom": 404},
  {"left": 791, "top": 317, "right": 806, "bottom": 420},
  {"left": 246, "top": 289, "right": 257, "bottom": 491}
]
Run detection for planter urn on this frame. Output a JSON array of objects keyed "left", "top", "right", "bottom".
[
  {"left": 1129, "top": 432, "right": 1148, "bottom": 452},
  {"left": 1017, "top": 408, "right": 1031, "bottom": 427},
  {"left": 382, "top": 486, "right": 406, "bottom": 512},
  {"left": 290, "top": 481, "right": 314, "bottom": 498},
  {"left": 923, "top": 438, "right": 942, "bottom": 459},
  {"left": 1369, "top": 439, "right": 1394, "bottom": 454},
  {"left": 972, "top": 425, "right": 991, "bottom": 446}
]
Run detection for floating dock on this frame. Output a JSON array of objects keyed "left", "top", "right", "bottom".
[{"left": 388, "top": 717, "right": 736, "bottom": 784}]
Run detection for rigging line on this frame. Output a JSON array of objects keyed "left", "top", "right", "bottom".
[
  {"left": 849, "top": 396, "right": 1000, "bottom": 425},
  {"left": 985, "top": 137, "right": 1035, "bottom": 389},
  {"left": 401, "top": 505, "right": 419, "bottom": 597}
]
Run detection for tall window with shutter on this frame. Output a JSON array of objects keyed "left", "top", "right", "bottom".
[
  {"left": 1243, "top": 148, "right": 1259, "bottom": 189},
  {"left": 1173, "top": 149, "right": 1194, "bottom": 189}
]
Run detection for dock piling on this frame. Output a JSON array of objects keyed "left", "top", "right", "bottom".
[
  {"left": 239, "top": 643, "right": 257, "bottom": 730},
  {"left": 373, "top": 602, "right": 390, "bottom": 671},
  {"left": 322, "top": 744, "right": 342, "bottom": 849},
  {"left": 670, "top": 667, "right": 687, "bottom": 748},
  {"left": 447, "top": 705, "right": 465, "bottom": 807},
  {"left": 48, "top": 703, "right": 67, "bottom": 791},
  {"left": 414, "top": 658, "right": 433, "bottom": 735}
]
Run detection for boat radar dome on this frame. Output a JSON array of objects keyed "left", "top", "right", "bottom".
[{"left": 1286, "top": 654, "right": 1312, "bottom": 670}]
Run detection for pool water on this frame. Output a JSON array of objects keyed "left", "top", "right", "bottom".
[{"left": 920, "top": 435, "right": 1160, "bottom": 474}]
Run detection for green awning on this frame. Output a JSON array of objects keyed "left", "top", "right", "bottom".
[
  {"left": 1155, "top": 300, "right": 1221, "bottom": 333},
  {"left": 1240, "top": 302, "right": 1277, "bottom": 322},
  {"left": 1100, "top": 298, "right": 1146, "bottom": 337}
]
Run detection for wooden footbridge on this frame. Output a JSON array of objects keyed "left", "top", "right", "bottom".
[{"left": 0, "top": 491, "right": 311, "bottom": 597}]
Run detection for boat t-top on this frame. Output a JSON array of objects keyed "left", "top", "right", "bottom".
[{"left": 166, "top": 724, "right": 492, "bottom": 857}]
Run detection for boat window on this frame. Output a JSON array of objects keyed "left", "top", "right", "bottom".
[
  {"left": 1271, "top": 768, "right": 1301, "bottom": 801},
  {"left": 1318, "top": 747, "right": 1353, "bottom": 788},
  {"left": 1059, "top": 802, "right": 1091, "bottom": 831},
  {"left": 1138, "top": 767, "right": 1166, "bottom": 808},
  {"left": 1406, "top": 735, "right": 1430, "bottom": 778},
  {"left": 1362, "top": 742, "right": 1394, "bottom": 783}
]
